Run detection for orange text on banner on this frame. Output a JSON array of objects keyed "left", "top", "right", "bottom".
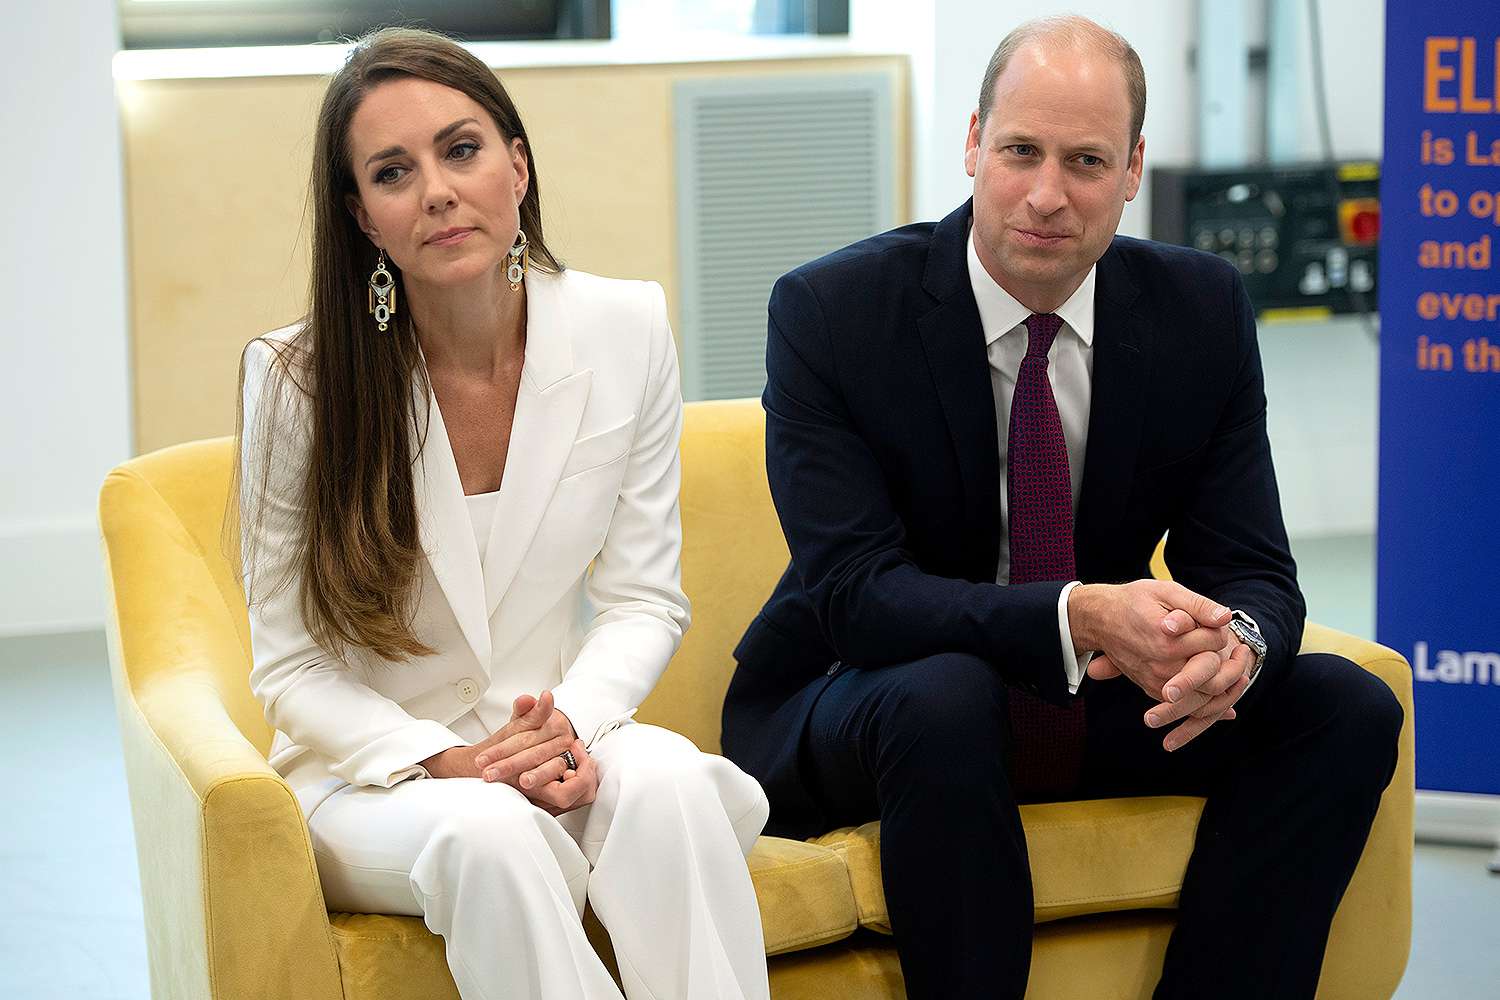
[{"left": 1424, "top": 37, "right": 1500, "bottom": 113}]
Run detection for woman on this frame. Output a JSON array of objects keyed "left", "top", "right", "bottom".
[{"left": 235, "top": 27, "right": 770, "bottom": 1000}]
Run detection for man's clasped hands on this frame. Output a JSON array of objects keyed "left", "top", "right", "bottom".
[
  {"left": 1068, "top": 580, "right": 1255, "bottom": 751},
  {"left": 420, "top": 691, "right": 600, "bottom": 814}
]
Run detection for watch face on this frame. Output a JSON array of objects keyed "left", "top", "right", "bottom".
[{"left": 1231, "top": 620, "right": 1267, "bottom": 657}]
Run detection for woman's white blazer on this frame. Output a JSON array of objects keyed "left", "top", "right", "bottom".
[{"left": 240, "top": 268, "right": 690, "bottom": 812}]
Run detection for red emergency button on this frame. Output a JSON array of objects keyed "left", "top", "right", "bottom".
[{"left": 1339, "top": 198, "right": 1380, "bottom": 246}]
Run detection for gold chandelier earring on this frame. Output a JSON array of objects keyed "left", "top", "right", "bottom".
[
  {"left": 368, "top": 249, "right": 397, "bottom": 332},
  {"left": 507, "top": 229, "right": 529, "bottom": 291}
]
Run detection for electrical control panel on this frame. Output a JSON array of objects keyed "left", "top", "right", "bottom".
[{"left": 1149, "top": 162, "right": 1379, "bottom": 317}]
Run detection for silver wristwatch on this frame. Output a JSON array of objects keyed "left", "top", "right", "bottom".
[{"left": 1227, "top": 609, "right": 1268, "bottom": 683}]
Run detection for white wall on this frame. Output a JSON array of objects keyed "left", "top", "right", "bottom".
[
  {"left": 854, "top": 0, "right": 1196, "bottom": 229},
  {"left": 856, "top": 0, "right": 1384, "bottom": 219},
  {"left": 1286, "top": 0, "right": 1385, "bottom": 162},
  {"left": 0, "top": 1, "right": 132, "bottom": 636},
  {"left": 854, "top": 0, "right": 1386, "bottom": 539}
]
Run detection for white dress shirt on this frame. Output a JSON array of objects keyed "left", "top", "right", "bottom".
[{"left": 966, "top": 228, "right": 1096, "bottom": 694}]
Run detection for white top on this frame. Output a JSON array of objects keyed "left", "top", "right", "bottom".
[
  {"left": 966, "top": 226, "right": 1096, "bottom": 694},
  {"left": 464, "top": 489, "right": 501, "bottom": 565}
]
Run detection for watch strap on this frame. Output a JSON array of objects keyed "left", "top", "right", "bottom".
[{"left": 1228, "top": 610, "right": 1268, "bottom": 682}]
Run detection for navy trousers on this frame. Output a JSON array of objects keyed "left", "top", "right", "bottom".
[{"left": 799, "top": 650, "right": 1403, "bottom": 1000}]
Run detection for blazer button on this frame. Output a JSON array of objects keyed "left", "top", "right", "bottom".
[{"left": 456, "top": 678, "right": 480, "bottom": 703}]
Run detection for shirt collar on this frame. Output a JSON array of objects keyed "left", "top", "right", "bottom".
[{"left": 966, "top": 225, "right": 1096, "bottom": 349}]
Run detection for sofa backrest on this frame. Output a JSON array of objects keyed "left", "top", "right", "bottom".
[
  {"left": 638, "top": 400, "right": 788, "bottom": 753},
  {"left": 99, "top": 398, "right": 786, "bottom": 758}
]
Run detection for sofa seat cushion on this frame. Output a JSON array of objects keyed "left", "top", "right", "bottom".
[
  {"left": 750, "top": 835, "right": 861, "bottom": 955},
  {"left": 329, "top": 913, "right": 457, "bottom": 1000},
  {"left": 812, "top": 795, "right": 1206, "bottom": 932},
  {"left": 324, "top": 835, "right": 857, "bottom": 994}
]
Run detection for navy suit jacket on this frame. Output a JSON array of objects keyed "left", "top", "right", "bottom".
[{"left": 722, "top": 200, "right": 1306, "bottom": 837}]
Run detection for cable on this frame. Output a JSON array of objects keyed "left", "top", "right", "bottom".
[
  {"left": 1306, "top": 0, "right": 1380, "bottom": 342},
  {"left": 1306, "top": 0, "right": 1337, "bottom": 166}
]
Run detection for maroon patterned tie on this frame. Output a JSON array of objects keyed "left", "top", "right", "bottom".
[{"left": 1005, "top": 313, "right": 1087, "bottom": 800}]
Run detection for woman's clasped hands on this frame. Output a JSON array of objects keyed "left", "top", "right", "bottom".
[
  {"left": 423, "top": 690, "right": 600, "bottom": 815},
  {"left": 476, "top": 690, "right": 599, "bottom": 815}
]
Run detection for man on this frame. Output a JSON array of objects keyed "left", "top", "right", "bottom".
[{"left": 721, "top": 15, "right": 1402, "bottom": 1000}]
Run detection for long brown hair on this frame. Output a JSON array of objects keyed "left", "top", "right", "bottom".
[{"left": 232, "top": 27, "right": 561, "bottom": 662}]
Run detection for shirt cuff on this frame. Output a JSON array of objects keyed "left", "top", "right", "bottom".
[{"left": 1058, "top": 581, "right": 1092, "bottom": 695}]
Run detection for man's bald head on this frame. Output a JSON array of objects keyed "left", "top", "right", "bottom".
[{"left": 978, "top": 16, "right": 1146, "bottom": 147}]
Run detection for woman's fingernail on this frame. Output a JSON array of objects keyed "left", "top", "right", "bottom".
[
  {"left": 1162, "top": 618, "right": 1178, "bottom": 633},
  {"left": 1146, "top": 713, "right": 1162, "bottom": 728},
  {"left": 1165, "top": 686, "right": 1181, "bottom": 702},
  {"left": 521, "top": 775, "right": 533, "bottom": 788}
]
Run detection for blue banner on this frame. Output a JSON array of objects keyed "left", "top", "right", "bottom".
[{"left": 1378, "top": 0, "right": 1500, "bottom": 794}]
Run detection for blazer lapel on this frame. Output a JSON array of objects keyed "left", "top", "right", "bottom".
[
  {"left": 1074, "top": 243, "right": 1151, "bottom": 579},
  {"left": 412, "top": 379, "right": 493, "bottom": 671},
  {"left": 482, "top": 269, "right": 591, "bottom": 618},
  {"left": 915, "top": 200, "right": 1003, "bottom": 580}
]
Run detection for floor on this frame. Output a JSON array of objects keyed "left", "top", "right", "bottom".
[
  {"left": 1, "top": 543, "right": 1496, "bottom": 998},
  {"left": 1, "top": 630, "right": 148, "bottom": 1000}
]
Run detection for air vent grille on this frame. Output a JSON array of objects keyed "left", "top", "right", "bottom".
[{"left": 675, "top": 75, "right": 896, "bottom": 400}]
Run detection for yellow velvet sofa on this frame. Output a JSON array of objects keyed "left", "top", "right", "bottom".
[{"left": 99, "top": 398, "right": 1413, "bottom": 1000}]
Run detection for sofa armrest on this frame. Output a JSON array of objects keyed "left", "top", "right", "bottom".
[
  {"left": 110, "top": 643, "right": 346, "bottom": 1000},
  {"left": 1298, "top": 622, "right": 1415, "bottom": 1000},
  {"left": 102, "top": 461, "right": 344, "bottom": 1000},
  {"left": 1299, "top": 622, "right": 1412, "bottom": 702}
]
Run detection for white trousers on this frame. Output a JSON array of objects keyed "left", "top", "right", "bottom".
[{"left": 305, "top": 722, "right": 772, "bottom": 1000}]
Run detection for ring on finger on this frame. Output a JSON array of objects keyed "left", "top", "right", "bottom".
[{"left": 559, "top": 748, "right": 578, "bottom": 776}]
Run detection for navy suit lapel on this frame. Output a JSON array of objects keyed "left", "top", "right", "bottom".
[
  {"left": 1074, "top": 241, "right": 1150, "bottom": 580},
  {"left": 916, "top": 200, "right": 1003, "bottom": 580}
]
